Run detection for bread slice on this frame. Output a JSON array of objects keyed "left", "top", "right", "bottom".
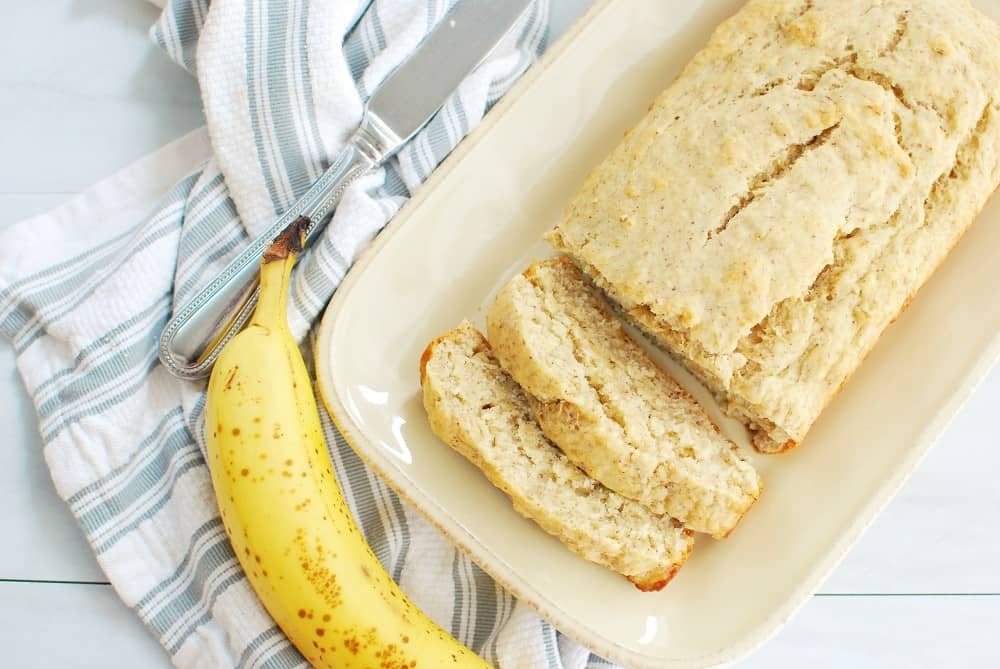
[
  {"left": 546, "top": 0, "right": 1000, "bottom": 452},
  {"left": 486, "top": 258, "right": 761, "bottom": 539},
  {"left": 420, "top": 322, "right": 693, "bottom": 590}
]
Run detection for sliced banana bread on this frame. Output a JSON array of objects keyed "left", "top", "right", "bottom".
[
  {"left": 420, "top": 321, "right": 694, "bottom": 590},
  {"left": 487, "top": 258, "right": 761, "bottom": 539}
]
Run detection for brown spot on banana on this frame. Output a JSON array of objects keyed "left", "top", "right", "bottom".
[{"left": 224, "top": 366, "right": 238, "bottom": 390}]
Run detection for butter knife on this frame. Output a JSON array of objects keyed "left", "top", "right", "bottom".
[{"left": 159, "top": 0, "right": 535, "bottom": 379}]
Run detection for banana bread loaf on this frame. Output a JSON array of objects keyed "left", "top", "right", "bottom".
[{"left": 547, "top": 0, "right": 1000, "bottom": 451}]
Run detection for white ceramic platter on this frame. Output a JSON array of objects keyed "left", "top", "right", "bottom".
[{"left": 315, "top": 1, "right": 1000, "bottom": 666}]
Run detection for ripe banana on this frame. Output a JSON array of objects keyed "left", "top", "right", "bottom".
[{"left": 205, "top": 224, "right": 490, "bottom": 669}]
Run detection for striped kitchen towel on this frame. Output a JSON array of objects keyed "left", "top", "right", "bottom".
[{"left": 0, "top": 0, "right": 617, "bottom": 667}]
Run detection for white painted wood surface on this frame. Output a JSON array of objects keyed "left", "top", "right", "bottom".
[
  {"left": 0, "top": 583, "right": 170, "bottom": 667},
  {"left": 0, "top": 1, "right": 997, "bottom": 667}
]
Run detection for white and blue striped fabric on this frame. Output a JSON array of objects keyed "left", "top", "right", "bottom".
[{"left": 0, "top": 0, "right": 619, "bottom": 667}]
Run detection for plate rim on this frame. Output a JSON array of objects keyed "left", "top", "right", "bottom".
[{"left": 313, "top": 0, "right": 1000, "bottom": 665}]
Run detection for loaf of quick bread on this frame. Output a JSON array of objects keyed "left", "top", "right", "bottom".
[
  {"left": 487, "top": 259, "right": 761, "bottom": 539},
  {"left": 547, "top": 0, "right": 1000, "bottom": 452},
  {"left": 420, "top": 322, "right": 694, "bottom": 590}
]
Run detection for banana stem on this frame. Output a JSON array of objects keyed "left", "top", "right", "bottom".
[{"left": 251, "top": 217, "right": 308, "bottom": 329}]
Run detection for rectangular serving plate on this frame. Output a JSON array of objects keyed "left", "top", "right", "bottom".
[{"left": 315, "top": 1, "right": 1000, "bottom": 666}]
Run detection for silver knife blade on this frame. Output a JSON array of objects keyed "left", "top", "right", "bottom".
[
  {"left": 159, "top": 0, "right": 536, "bottom": 379},
  {"left": 368, "top": 0, "right": 535, "bottom": 146}
]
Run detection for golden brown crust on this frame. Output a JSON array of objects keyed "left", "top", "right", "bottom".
[
  {"left": 418, "top": 336, "right": 441, "bottom": 386},
  {"left": 629, "top": 528, "right": 695, "bottom": 591},
  {"left": 753, "top": 435, "right": 798, "bottom": 454}
]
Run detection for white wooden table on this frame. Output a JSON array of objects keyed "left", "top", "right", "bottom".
[{"left": 1, "top": 2, "right": 997, "bottom": 667}]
